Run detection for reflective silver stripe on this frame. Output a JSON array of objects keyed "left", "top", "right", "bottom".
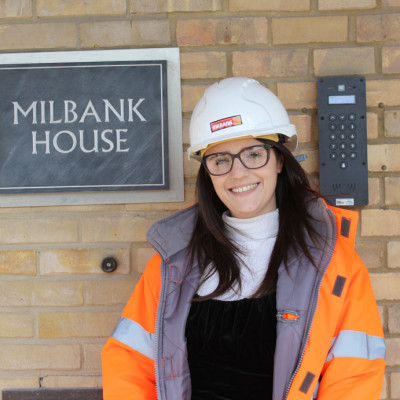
[
  {"left": 326, "top": 330, "right": 385, "bottom": 362},
  {"left": 111, "top": 317, "right": 154, "bottom": 360}
]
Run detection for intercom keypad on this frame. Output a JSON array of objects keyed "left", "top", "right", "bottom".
[
  {"left": 317, "top": 76, "right": 368, "bottom": 206},
  {"left": 326, "top": 112, "right": 360, "bottom": 169}
]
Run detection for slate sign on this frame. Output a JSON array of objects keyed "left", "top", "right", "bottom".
[{"left": 0, "top": 60, "right": 168, "bottom": 193}]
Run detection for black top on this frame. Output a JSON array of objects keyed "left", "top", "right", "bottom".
[{"left": 185, "top": 293, "right": 277, "bottom": 400}]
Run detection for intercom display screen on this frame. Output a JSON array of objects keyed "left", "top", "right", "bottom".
[{"left": 328, "top": 95, "right": 356, "bottom": 105}]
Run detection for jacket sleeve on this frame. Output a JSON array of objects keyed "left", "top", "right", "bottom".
[
  {"left": 102, "top": 254, "right": 162, "bottom": 400},
  {"left": 316, "top": 253, "right": 385, "bottom": 399}
]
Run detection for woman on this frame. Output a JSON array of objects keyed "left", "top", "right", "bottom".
[{"left": 102, "top": 77, "right": 385, "bottom": 399}]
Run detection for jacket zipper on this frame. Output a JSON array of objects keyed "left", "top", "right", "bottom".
[
  {"left": 283, "top": 208, "right": 337, "bottom": 400},
  {"left": 154, "top": 257, "right": 168, "bottom": 400}
]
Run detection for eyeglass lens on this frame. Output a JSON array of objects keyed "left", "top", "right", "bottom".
[{"left": 204, "top": 145, "right": 270, "bottom": 176}]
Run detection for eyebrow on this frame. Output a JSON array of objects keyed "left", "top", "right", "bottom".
[{"left": 205, "top": 145, "right": 264, "bottom": 156}]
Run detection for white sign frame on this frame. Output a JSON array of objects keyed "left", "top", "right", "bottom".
[{"left": 0, "top": 48, "right": 183, "bottom": 207}]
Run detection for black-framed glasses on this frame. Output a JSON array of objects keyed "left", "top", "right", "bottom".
[{"left": 202, "top": 144, "right": 272, "bottom": 176}]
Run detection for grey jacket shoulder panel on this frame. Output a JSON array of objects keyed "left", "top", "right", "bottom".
[
  {"left": 146, "top": 205, "right": 198, "bottom": 261},
  {"left": 303, "top": 196, "right": 337, "bottom": 250}
]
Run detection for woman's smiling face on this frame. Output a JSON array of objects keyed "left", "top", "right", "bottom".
[{"left": 205, "top": 138, "right": 282, "bottom": 219}]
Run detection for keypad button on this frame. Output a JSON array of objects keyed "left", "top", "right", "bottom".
[
  {"left": 349, "top": 142, "right": 357, "bottom": 150},
  {"left": 338, "top": 113, "right": 346, "bottom": 121},
  {"left": 329, "top": 114, "right": 337, "bottom": 121},
  {"left": 339, "top": 161, "right": 348, "bottom": 169},
  {"left": 339, "top": 133, "right": 347, "bottom": 140},
  {"left": 339, "top": 123, "right": 346, "bottom": 131},
  {"left": 349, "top": 133, "right": 357, "bottom": 140},
  {"left": 349, "top": 152, "right": 357, "bottom": 160},
  {"left": 339, "top": 142, "right": 347, "bottom": 150},
  {"left": 348, "top": 123, "right": 356, "bottom": 130},
  {"left": 329, "top": 133, "right": 337, "bottom": 140},
  {"left": 330, "top": 152, "right": 338, "bottom": 160},
  {"left": 329, "top": 123, "right": 337, "bottom": 131},
  {"left": 340, "top": 152, "right": 347, "bottom": 160},
  {"left": 329, "top": 143, "right": 338, "bottom": 151},
  {"left": 348, "top": 113, "right": 356, "bottom": 121}
]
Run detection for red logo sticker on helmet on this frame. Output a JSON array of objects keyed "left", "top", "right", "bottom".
[{"left": 210, "top": 115, "right": 242, "bottom": 133}]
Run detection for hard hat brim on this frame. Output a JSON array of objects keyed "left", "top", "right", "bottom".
[{"left": 187, "top": 125, "right": 298, "bottom": 160}]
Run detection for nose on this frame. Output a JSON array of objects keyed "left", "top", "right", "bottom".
[{"left": 229, "top": 156, "right": 249, "bottom": 178}]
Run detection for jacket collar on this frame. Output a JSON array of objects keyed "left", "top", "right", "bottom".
[
  {"left": 146, "top": 196, "right": 358, "bottom": 262},
  {"left": 146, "top": 205, "right": 197, "bottom": 261}
]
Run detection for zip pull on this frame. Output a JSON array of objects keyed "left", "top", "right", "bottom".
[{"left": 277, "top": 310, "right": 300, "bottom": 322}]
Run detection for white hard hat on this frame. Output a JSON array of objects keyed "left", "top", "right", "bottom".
[{"left": 188, "top": 77, "right": 297, "bottom": 159}]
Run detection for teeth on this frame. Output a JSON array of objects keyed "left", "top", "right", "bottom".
[{"left": 231, "top": 183, "right": 258, "bottom": 193}]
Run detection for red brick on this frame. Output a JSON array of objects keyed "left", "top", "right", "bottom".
[
  {"left": 81, "top": 215, "right": 160, "bottom": 243},
  {"left": 383, "top": 0, "right": 400, "bottom": 5},
  {"left": 385, "top": 177, "right": 400, "bottom": 205},
  {"left": 314, "top": 47, "right": 375, "bottom": 76},
  {"left": 368, "top": 144, "right": 400, "bottom": 172},
  {"left": 229, "top": 0, "right": 309, "bottom": 11},
  {"left": 272, "top": 16, "right": 347, "bottom": 45},
  {"left": 181, "top": 84, "right": 209, "bottom": 113},
  {"left": 0, "top": 23, "right": 76, "bottom": 51},
  {"left": 392, "top": 372, "right": 400, "bottom": 398},
  {"left": 180, "top": 52, "right": 226, "bottom": 79},
  {"left": 319, "top": 0, "right": 376, "bottom": 9},
  {"left": 37, "top": 0, "right": 126, "bottom": 16},
  {"left": 388, "top": 305, "right": 400, "bottom": 333},
  {"left": 131, "top": 0, "right": 222, "bottom": 13},
  {"left": 385, "top": 337, "right": 400, "bottom": 365},
  {"left": 0, "top": 218, "right": 78, "bottom": 244},
  {"left": 296, "top": 149, "right": 319, "bottom": 174},
  {"left": 355, "top": 241, "right": 383, "bottom": 269},
  {"left": 388, "top": 241, "right": 400, "bottom": 268},
  {"left": 357, "top": 14, "right": 400, "bottom": 43},
  {"left": 0, "top": 345, "right": 80, "bottom": 370},
  {"left": 177, "top": 17, "right": 268, "bottom": 47},
  {"left": 177, "top": 19, "right": 217, "bottom": 46},
  {"left": 0, "top": 0, "right": 32, "bottom": 18},
  {"left": 361, "top": 210, "right": 400, "bottom": 237},
  {"left": 39, "top": 248, "right": 130, "bottom": 275},
  {"left": 80, "top": 20, "right": 170, "bottom": 48},
  {"left": 0, "top": 281, "right": 83, "bottom": 307},
  {"left": 38, "top": 312, "right": 119, "bottom": 338},
  {"left": 368, "top": 177, "right": 381, "bottom": 206},
  {"left": 0, "top": 250, "right": 36, "bottom": 275},
  {"left": 232, "top": 49, "right": 308, "bottom": 78},
  {"left": 367, "top": 79, "right": 400, "bottom": 107},
  {"left": 277, "top": 82, "right": 317, "bottom": 110},
  {"left": 384, "top": 109, "right": 400, "bottom": 137},
  {"left": 367, "top": 112, "right": 379, "bottom": 139},
  {"left": 291, "top": 114, "right": 312, "bottom": 143},
  {"left": 382, "top": 46, "right": 400, "bottom": 73}
]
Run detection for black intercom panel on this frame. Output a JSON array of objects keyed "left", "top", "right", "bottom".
[{"left": 317, "top": 76, "right": 368, "bottom": 206}]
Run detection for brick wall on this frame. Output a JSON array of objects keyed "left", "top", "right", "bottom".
[{"left": 0, "top": 0, "right": 398, "bottom": 398}]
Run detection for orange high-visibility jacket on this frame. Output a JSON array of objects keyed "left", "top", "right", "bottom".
[{"left": 102, "top": 198, "right": 385, "bottom": 400}]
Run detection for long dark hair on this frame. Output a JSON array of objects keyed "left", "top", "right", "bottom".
[{"left": 186, "top": 138, "right": 322, "bottom": 301}]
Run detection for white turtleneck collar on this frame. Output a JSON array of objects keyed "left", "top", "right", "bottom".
[
  {"left": 197, "top": 209, "right": 280, "bottom": 300},
  {"left": 223, "top": 208, "right": 279, "bottom": 242}
]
